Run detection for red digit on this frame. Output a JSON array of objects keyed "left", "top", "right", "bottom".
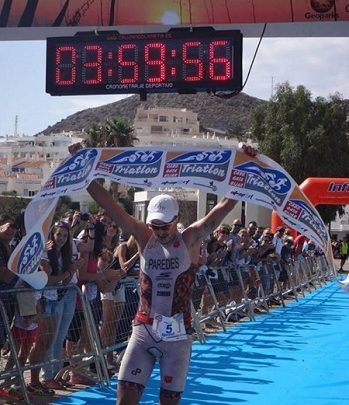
[
  {"left": 209, "top": 40, "right": 231, "bottom": 81},
  {"left": 83, "top": 45, "right": 102, "bottom": 85},
  {"left": 182, "top": 41, "right": 203, "bottom": 82},
  {"left": 144, "top": 42, "right": 165, "bottom": 83},
  {"left": 118, "top": 44, "right": 138, "bottom": 84},
  {"left": 55, "top": 46, "right": 76, "bottom": 85}
]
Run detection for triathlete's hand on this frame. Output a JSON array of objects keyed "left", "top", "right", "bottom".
[
  {"left": 68, "top": 143, "right": 83, "bottom": 155},
  {"left": 239, "top": 143, "right": 258, "bottom": 157}
]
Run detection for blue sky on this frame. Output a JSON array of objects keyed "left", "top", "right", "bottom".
[{"left": 1, "top": 37, "right": 349, "bottom": 136}]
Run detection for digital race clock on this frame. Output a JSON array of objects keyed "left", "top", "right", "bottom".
[{"left": 46, "top": 28, "right": 242, "bottom": 96}]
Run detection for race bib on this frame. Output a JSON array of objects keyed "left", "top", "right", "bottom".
[{"left": 152, "top": 313, "right": 187, "bottom": 342}]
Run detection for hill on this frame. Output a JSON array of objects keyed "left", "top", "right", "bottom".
[{"left": 41, "top": 92, "right": 267, "bottom": 136}]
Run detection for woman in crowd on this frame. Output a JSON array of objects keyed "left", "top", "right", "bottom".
[
  {"left": 99, "top": 248, "right": 127, "bottom": 369},
  {"left": 28, "top": 220, "right": 76, "bottom": 396},
  {"left": 104, "top": 221, "right": 120, "bottom": 252},
  {"left": 112, "top": 235, "right": 140, "bottom": 343}
]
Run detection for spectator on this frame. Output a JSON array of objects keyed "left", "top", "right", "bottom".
[
  {"left": 279, "top": 237, "right": 294, "bottom": 292},
  {"left": 338, "top": 236, "right": 349, "bottom": 273},
  {"left": 99, "top": 248, "right": 127, "bottom": 369},
  {"left": 273, "top": 226, "right": 285, "bottom": 254},
  {"left": 28, "top": 220, "right": 75, "bottom": 396},
  {"left": 0, "top": 216, "right": 18, "bottom": 352}
]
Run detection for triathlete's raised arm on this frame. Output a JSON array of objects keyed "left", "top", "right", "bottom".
[
  {"left": 183, "top": 197, "right": 237, "bottom": 250},
  {"left": 87, "top": 181, "right": 151, "bottom": 249},
  {"left": 69, "top": 143, "right": 151, "bottom": 248}
]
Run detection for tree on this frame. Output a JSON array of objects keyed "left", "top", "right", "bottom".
[
  {"left": 83, "top": 117, "right": 137, "bottom": 202},
  {"left": 251, "top": 82, "right": 349, "bottom": 224},
  {"left": 0, "top": 194, "right": 28, "bottom": 221}
]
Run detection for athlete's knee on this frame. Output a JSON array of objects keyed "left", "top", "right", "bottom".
[
  {"left": 118, "top": 380, "right": 144, "bottom": 393},
  {"left": 117, "top": 380, "right": 144, "bottom": 405},
  {"left": 160, "top": 388, "right": 182, "bottom": 404}
]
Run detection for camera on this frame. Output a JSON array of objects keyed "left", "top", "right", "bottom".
[{"left": 80, "top": 213, "right": 90, "bottom": 221}]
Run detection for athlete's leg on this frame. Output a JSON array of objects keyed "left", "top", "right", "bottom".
[
  {"left": 159, "top": 388, "right": 181, "bottom": 405},
  {"left": 117, "top": 380, "right": 143, "bottom": 405}
]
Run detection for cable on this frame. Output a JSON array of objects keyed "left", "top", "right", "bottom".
[{"left": 214, "top": 23, "right": 267, "bottom": 99}]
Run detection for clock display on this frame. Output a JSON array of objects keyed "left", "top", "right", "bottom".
[{"left": 46, "top": 28, "right": 242, "bottom": 96}]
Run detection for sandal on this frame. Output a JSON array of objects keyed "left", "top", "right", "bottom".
[
  {"left": 43, "top": 379, "right": 66, "bottom": 390},
  {"left": 5, "top": 385, "right": 24, "bottom": 401},
  {"left": 27, "top": 383, "right": 55, "bottom": 396},
  {"left": 58, "top": 378, "right": 74, "bottom": 388}
]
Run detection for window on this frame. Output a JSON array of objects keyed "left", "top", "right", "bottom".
[
  {"left": 159, "top": 115, "right": 168, "bottom": 122},
  {"left": 173, "top": 116, "right": 183, "bottom": 123},
  {"left": 151, "top": 125, "right": 163, "bottom": 133}
]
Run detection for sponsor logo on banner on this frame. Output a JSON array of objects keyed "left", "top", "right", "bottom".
[
  {"left": 18, "top": 232, "right": 43, "bottom": 274},
  {"left": 311, "top": 0, "right": 334, "bottom": 13},
  {"left": 283, "top": 199, "right": 328, "bottom": 242},
  {"left": 230, "top": 162, "right": 291, "bottom": 206},
  {"left": 163, "top": 150, "right": 231, "bottom": 181},
  {"left": 305, "top": 0, "right": 337, "bottom": 20},
  {"left": 328, "top": 182, "right": 349, "bottom": 192},
  {"left": 97, "top": 150, "right": 162, "bottom": 178},
  {"left": 42, "top": 149, "right": 97, "bottom": 190}
]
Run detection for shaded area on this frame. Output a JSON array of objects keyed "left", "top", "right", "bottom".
[{"left": 54, "top": 280, "right": 349, "bottom": 405}]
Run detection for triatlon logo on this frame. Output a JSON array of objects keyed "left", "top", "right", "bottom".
[{"left": 310, "top": 0, "right": 335, "bottom": 13}]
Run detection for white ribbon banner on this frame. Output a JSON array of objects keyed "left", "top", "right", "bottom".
[{"left": 8, "top": 146, "right": 333, "bottom": 288}]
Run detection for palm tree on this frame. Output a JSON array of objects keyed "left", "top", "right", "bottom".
[
  {"left": 104, "top": 118, "right": 138, "bottom": 147},
  {"left": 84, "top": 118, "right": 138, "bottom": 201}
]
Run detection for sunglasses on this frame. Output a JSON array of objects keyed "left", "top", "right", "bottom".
[
  {"left": 54, "top": 221, "right": 70, "bottom": 230},
  {"left": 149, "top": 222, "right": 174, "bottom": 231}
]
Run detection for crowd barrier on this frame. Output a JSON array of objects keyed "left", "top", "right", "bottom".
[{"left": 0, "top": 255, "right": 334, "bottom": 404}]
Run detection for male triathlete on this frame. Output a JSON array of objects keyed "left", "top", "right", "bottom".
[{"left": 69, "top": 143, "right": 256, "bottom": 405}]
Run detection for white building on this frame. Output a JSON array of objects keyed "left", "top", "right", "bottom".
[{"left": 0, "top": 131, "right": 88, "bottom": 202}]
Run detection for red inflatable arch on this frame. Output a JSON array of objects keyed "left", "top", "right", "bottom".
[{"left": 271, "top": 178, "right": 349, "bottom": 233}]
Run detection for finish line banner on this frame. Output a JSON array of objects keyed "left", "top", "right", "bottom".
[{"left": 8, "top": 147, "right": 332, "bottom": 288}]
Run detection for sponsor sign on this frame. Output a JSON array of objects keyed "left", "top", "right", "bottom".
[
  {"left": 8, "top": 146, "right": 332, "bottom": 287},
  {"left": 229, "top": 153, "right": 292, "bottom": 209}
]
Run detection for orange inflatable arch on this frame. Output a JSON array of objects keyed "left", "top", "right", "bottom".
[{"left": 271, "top": 178, "right": 349, "bottom": 233}]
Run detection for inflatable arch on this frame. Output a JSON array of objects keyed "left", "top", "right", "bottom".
[{"left": 271, "top": 178, "right": 349, "bottom": 233}]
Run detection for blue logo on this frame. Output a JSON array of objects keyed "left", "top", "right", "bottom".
[
  {"left": 51, "top": 149, "right": 97, "bottom": 188},
  {"left": 104, "top": 150, "right": 162, "bottom": 165},
  {"left": 18, "top": 232, "right": 43, "bottom": 274},
  {"left": 292, "top": 199, "right": 327, "bottom": 241},
  {"left": 168, "top": 150, "right": 231, "bottom": 164},
  {"left": 98, "top": 150, "right": 163, "bottom": 178},
  {"left": 235, "top": 162, "right": 291, "bottom": 194}
]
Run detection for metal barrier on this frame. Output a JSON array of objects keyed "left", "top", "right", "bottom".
[
  {"left": 190, "top": 254, "right": 334, "bottom": 335},
  {"left": 0, "top": 255, "right": 335, "bottom": 404}
]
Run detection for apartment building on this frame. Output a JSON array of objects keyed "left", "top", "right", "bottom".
[{"left": 0, "top": 132, "right": 84, "bottom": 198}]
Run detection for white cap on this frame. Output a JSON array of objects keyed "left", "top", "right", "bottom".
[{"left": 146, "top": 194, "right": 179, "bottom": 224}]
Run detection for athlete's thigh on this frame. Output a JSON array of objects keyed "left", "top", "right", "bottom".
[
  {"left": 118, "top": 324, "right": 156, "bottom": 387},
  {"left": 159, "top": 336, "right": 192, "bottom": 392}
]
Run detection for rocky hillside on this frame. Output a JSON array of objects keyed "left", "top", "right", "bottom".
[{"left": 41, "top": 92, "right": 267, "bottom": 136}]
